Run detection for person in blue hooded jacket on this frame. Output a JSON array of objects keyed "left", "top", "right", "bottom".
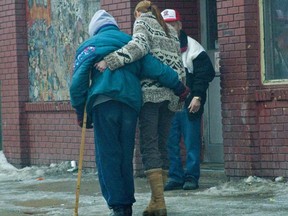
[{"left": 69, "top": 10, "right": 189, "bottom": 216}]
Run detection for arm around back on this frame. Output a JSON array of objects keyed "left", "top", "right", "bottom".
[
  {"left": 103, "top": 20, "right": 150, "bottom": 71},
  {"left": 140, "top": 54, "right": 188, "bottom": 98}
]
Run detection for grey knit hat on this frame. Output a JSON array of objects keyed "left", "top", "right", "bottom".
[{"left": 88, "top": 10, "right": 118, "bottom": 37}]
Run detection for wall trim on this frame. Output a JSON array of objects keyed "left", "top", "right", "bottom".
[{"left": 24, "top": 101, "right": 73, "bottom": 112}]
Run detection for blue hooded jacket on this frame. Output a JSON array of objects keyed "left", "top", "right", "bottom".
[{"left": 70, "top": 22, "right": 182, "bottom": 117}]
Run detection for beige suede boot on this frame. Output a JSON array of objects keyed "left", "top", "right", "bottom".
[
  {"left": 162, "top": 170, "right": 168, "bottom": 186},
  {"left": 143, "top": 168, "right": 167, "bottom": 216}
]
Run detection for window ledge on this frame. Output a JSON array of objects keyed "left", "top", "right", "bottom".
[{"left": 255, "top": 89, "right": 288, "bottom": 102}]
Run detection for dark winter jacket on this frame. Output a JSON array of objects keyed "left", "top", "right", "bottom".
[
  {"left": 70, "top": 25, "right": 184, "bottom": 118},
  {"left": 179, "top": 30, "right": 215, "bottom": 120}
]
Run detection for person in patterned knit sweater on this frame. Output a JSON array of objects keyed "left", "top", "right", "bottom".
[{"left": 95, "top": 1, "right": 186, "bottom": 216}]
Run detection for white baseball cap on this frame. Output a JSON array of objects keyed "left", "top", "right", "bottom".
[{"left": 161, "top": 9, "right": 181, "bottom": 22}]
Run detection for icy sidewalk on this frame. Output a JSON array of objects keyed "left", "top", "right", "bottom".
[{"left": 0, "top": 151, "right": 288, "bottom": 216}]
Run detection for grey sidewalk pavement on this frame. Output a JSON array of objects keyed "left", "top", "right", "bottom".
[{"left": 1, "top": 163, "right": 288, "bottom": 216}]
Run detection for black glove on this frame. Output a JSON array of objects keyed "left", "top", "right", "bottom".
[
  {"left": 173, "top": 81, "right": 190, "bottom": 102},
  {"left": 76, "top": 110, "right": 93, "bottom": 129}
]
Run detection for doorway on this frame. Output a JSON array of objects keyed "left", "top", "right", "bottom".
[{"left": 200, "top": 0, "right": 223, "bottom": 163}]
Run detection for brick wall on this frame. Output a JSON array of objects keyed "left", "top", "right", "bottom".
[
  {"left": 3, "top": 0, "right": 286, "bottom": 177},
  {"left": 218, "top": 0, "right": 261, "bottom": 177},
  {"left": 218, "top": 0, "right": 288, "bottom": 178},
  {"left": 24, "top": 102, "right": 95, "bottom": 168},
  {"left": 100, "top": 0, "right": 200, "bottom": 39},
  {"left": 0, "top": 0, "right": 29, "bottom": 167},
  {"left": 255, "top": 90, "right": 288, "bottom": 177},
  {"left": 100, "top": 0, "right": 134, "bottom": 34},
  {"left": 1, "top": 0, "right": 198, "bottom": 172},
  {"left": 0, "top": 1, "right": 96, "bottom": 169}
]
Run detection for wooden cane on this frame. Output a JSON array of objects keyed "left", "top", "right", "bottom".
[{"left": 74, "top": 108, "right": 87, "bottom": 216}]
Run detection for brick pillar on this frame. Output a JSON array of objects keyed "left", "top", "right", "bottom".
[
  {"left": 0, "top": 1, "right": 30, "bottom": 167},
  {"left": 217, "top": 0, "right": 260, "bottom": 178}
]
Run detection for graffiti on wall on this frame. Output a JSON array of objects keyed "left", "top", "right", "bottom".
[{"left": 27, "top": 0, "right": 100, "bottom": 101}]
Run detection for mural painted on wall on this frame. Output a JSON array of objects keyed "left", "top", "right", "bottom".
[{"left": 27, "top": 0, "right": 100, "bottom": 101}]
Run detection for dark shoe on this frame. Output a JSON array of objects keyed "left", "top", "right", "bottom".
[
  {"left": 183, "top": 177, "right": 199, "bottom": 190},
  {"left": 110, "top": 205, "right": 132, "bottom": 216},
  {"left": 164, "top": 180, "right": 183, "bottom": 191}
]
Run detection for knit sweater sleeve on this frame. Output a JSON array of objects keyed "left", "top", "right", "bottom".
[{"left": 104, "top": 20, "right": 150, "bottom": 71}]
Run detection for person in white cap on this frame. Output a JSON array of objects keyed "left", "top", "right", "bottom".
[
  {"left": 95, "top": 2, "right": 186, "bottom": 216},
  {"left": 161, "top": 9, "right": 215, "bottom": 191},
  {"left": 70, "top": 9, "right": 189, "bottom": 216}
]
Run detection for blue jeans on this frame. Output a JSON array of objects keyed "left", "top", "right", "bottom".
[
  {"left": 167, "top": 108, "right": 201, "bottom": 183},
  {"left": 92, "top": 100, "right": 137, "bottom": 207}
]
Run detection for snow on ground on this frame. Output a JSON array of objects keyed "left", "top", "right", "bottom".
[
  {"left": 0, "top": 151, "right": 70, "bottom": 181},
  {"left": 196, "top": 174, "right": 288, "bottom": 198},
  {"left": 0, "top": 151, "right": 288, "bottom": 216}
]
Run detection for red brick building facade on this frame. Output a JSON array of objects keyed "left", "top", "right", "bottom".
[{"left": 0, "top": 0, "right": 287, "bottom": 178}]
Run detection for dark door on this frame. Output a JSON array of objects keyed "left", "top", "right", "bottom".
[{"left": 200, "top": 0, "right": 223, "bottom": 163}]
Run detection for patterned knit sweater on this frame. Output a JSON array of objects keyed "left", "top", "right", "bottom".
[{"left": 104, "top": 12, "right": 185, "bottom": 111}]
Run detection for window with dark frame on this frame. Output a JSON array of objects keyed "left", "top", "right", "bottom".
[{"left": 262, "top": 0, "right": 288, "bottom": 81}]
